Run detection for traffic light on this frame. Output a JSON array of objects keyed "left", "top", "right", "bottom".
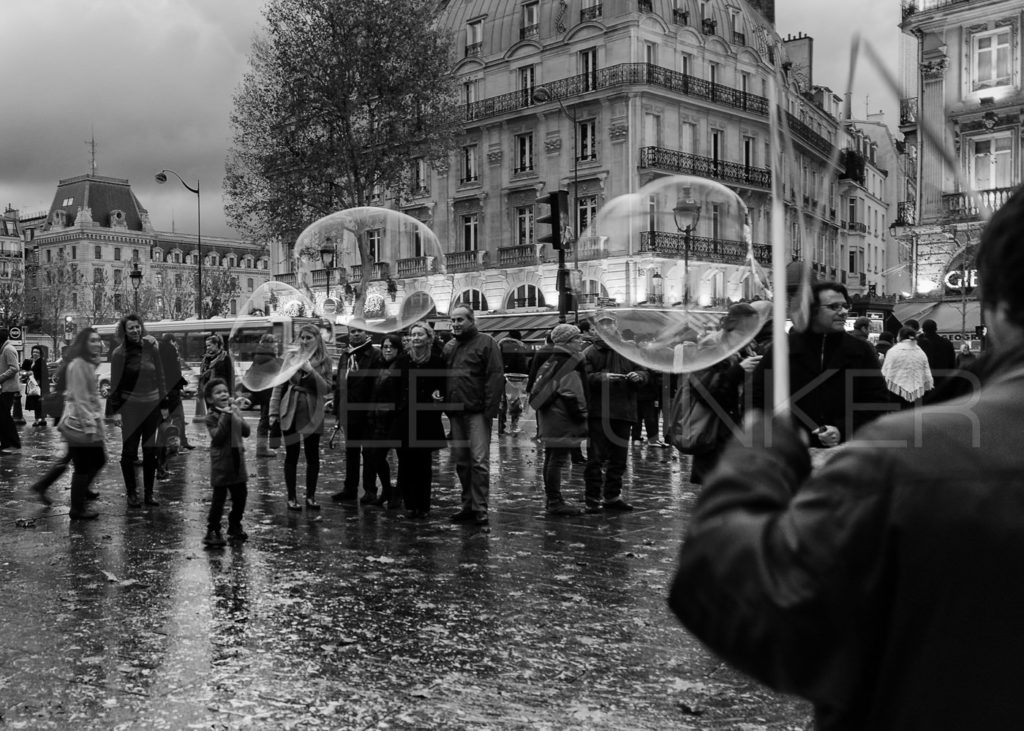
[{"left": 537, "top": 190, "right": 569, "bottom": 250}]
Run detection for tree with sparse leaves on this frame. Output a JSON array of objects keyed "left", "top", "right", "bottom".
[
  {"left": 203, "top": 269, "right": 242, "bottom": 318},
  {"left": 33, "top": 252, "right": 84, "bottom": 354},
  {"left": 0, "top": 269, "right": 24, "bottom": 330},
  {"left": 225, "top": 0, "right": 461, "bottom": 300},
  {"left": 81, "top": 268, "right": 120, "bottom": 325}
]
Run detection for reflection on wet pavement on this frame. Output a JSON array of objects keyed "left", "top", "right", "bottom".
[{"left": 0, "top": 409, "right": 809, "bottom": 729}]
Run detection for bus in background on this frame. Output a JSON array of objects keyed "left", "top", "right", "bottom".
[{"left": 93, "top": 315, "right": 334, "bottom": 398}]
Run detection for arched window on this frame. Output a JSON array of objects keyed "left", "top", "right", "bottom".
[
  {"left": 399, "top": 290, "right": 437, "bottom": 321},
  {"left": 452, "top": 289, "right": 488, "bottom": 312},
  {"left": 572, "top": 279, "right": 608, "bottom": 307},
  {"left": 247, "top": 278, "right": 254, "bottom": 292},
  {"left": 505, "top": 284, "right": 545, "bottom": 310}
]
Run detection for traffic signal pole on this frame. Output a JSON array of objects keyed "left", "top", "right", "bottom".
[{"left": 537, "top": 190, "right": 570, "bottom": 324}]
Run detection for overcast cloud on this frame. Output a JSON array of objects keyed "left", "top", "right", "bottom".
[{"left": 0, "top": 0, "right": 900, "bottom": 239}]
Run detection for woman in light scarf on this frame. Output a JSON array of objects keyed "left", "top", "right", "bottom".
[
  {"left": 269, "top": 324, "right": 333, "bottom": 510},
  {"left": 881, "top": 326, "right": 934, "bottom": 408}
]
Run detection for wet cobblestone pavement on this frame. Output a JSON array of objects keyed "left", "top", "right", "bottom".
[{"left": 0, "top": 405, "right": 810, "bottom": 729}]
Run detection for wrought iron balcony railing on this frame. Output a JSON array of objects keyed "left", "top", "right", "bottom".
[
  {"left": 639, "top": 146, "right": 771, "bottom": 189},
  {"left": 638, "top": 0, "right": 653, "bottom": 11},
  {"left": 782, "top": 111, "right": 834, "bottom": 156},
  {"left": 581, "top": 5, "right": 602, "bottom": 22},
  {"left": 519, "top": 24, "right": 538, "bottom": 40},
  {"left": 943, "top": 186, "right": 1017, "bottom": 221},
  {"left": 465, "top": 42, "right": 482, "bottom": 57},
  {"left": 465, "top": 63, "right": 769, "bottom": 123},
  {"left": 672, "top": 8, "right": 689, "bottom": 24},
  {"left": 847, "top": 221, "right": 868, "bottom": 233},
  {"left": 639, "top": 231, "right": 771, "bottom": 266}
]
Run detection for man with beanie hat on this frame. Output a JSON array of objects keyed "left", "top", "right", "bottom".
[{"left": 444, "top": 305, "right": 504, "bottom": 526}]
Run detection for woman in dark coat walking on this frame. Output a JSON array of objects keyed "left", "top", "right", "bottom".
[
  {"left": 21, "top": 345, "right": 50, "bottom": 427},
  {"left": 395, "top": 322, "right": 447, "bottom": 519},
  {"left": 366, "top": 334, "right": 404, "bottom": 509}
]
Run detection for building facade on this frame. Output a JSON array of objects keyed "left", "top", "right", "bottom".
[
  {"left": 896, "top": 0, "right": 1022, "bottom": 338},
  {"left": 25, "top": 174, "right": 271, "bottom": 334},
  {"left": 275, "top": 0, "right": 878, "bottom": 331}
]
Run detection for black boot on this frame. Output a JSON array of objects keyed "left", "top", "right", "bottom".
[{"left": 143, "top": 488, "right": 159, "bottom": 506}]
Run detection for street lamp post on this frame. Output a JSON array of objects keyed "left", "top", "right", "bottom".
[
  {"left": 319, "top": 239, "right": 335, "bottom": 315},
  {"left": 532, "top": 85, "right": 580, "bottom": 321},
  {"left": 673, "top": 188, "right": 702, "bottom": 305},
  {"left": 155, "top": 169, "right": 202, "bottom": 318},
  {"left": 130, "top": 261, "right": 143, "bottom": 314}
]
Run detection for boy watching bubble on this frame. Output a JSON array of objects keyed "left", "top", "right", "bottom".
[{"left": 202, "top": 377, "right": 250, "bottom": 547}]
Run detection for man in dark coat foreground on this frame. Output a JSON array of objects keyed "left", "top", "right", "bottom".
[{"left": 669, "top": 187, "right": 1024, "bottom": 730}]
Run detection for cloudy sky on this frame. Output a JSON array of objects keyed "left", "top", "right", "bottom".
[{"left": 0, "top": 0, "right": 901, "bottom": 239}]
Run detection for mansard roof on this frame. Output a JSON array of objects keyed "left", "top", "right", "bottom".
[{"left": 47, "top": 174, "right": 149, "bottom": 230}]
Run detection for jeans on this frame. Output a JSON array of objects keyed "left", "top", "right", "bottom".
[
  {"left": 542, "top": 447, "right": 572, "bottom": 507},
  {"left": 208, "top": 481, "right": 247, "bottom": 533},
  {"left": 583, "top": 418, "right": 631, "bottom": 505},
  {"left": 448, "top": 411, "right": 492, "bottom": 514},
  {"left": 284, "top": 429, "right": 320, "bottom": 500},
  {"left": 69, "top": 444, "right": 106, "bottom": 512},
  {"left": 119, "top": 399, "right": 162, "bottom": 496},
  {"left": 0, "top": 391, "right": 20, "bottom": 448}
]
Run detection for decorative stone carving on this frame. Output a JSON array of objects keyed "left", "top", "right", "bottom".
[
  {"left": 608, "top": 124, "right": 629, "bottom": 141},
  {"left": 486, "top": 149, "right": 503, "bottom": 165},
  {"left": 76, "top": 206, "right": 93, "bottom": 225},
  {"left": 921, "top": 55, "right": 948, "bottom": 81},
  {"left": 544, "top": 136, "right": 562, "bottom": 153}
]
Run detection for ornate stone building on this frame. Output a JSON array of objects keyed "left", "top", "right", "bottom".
[
  {"left": 895, "top": 0, "right": 1022, "bottom": 337},
  {"left": 276, "top": 0, "right": 874, "bottom": 336},
  {"left": 27, "top": 174, "right": 271, "bottom": 331}
]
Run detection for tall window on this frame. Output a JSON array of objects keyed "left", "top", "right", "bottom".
[
  {"left": 507, "top": 284, "right": 545, "bottom": 309},
  {"left": 578, "top": 120, "right": 597, "bottom": 161},
  {"left": 515, "top": 133, "right": 534, "bottom": 173},
  {"left": 743, "top": 135, "right": 756, "bottom": 168},
  {"left": 464, "top": 79, "right": 479, "bottom": 106},
  {"left": 711, "top": 204, "right": 721, "bottom": 239},
  {"left": 413, "top": 228, "right": 424, "bottom": 258},
  {"left": 518, "top": 65, "right": 535, "bottom": 105},
  {"left": 516, "top": 205, "right": 534, "bottom": 246},
  {"left": 114, "top": 247, "right": 122, "bottom": 261},
  {"left": 680, "top": 53, "right": 691, "bottom": 77},
  {"left": 367, "top": 229, "right": 382, "bottom": 262},
  {"left": 577, "top": 195, "right": 598, "bottom": 236},
  {"left": 972, "top": 29, "right": 1011, "bottom": 91},
  {"left": 462, "top": 214, "right": 479, "bottom": 251},
  {"left": 411, "top": 158, "right": 428, "bottom": 194},
  {"left": 94, "top": 245, "right": 102, "bottom": 259},
  {"left": 644, "top": 42, "right": 657, "bottom": 65},
  {"left": 113, "top": 269, "right": 122, "bottom": 285},
  {"left": 643, "top": 113, "right": 661, "bottom": 147},
  {"left": 579, "top": 48, "right": 598, "bottom": 91},
  {"left": 680, "top": 123, "right": 695, "bottom": 153},
  {"left": 70, "top": 246, "right": 77, "bottom": 259},
  {"left": 522, "top": 2, "right": 538, "bottom": 37},
  {"left": 462, "top": 145, "right": 479, "bottom": 183},
  {"left": 711, "top": 129, "right": 722, "bottom": 162},
  {"left": 971, "top": 134, "right": 1013, "bottom": 190},
  {"left": 466, "top": 19, "right": 483, "bottom": 56},
  {"left": 93, "top": 268, "right": 103, "bottom": 283},
  {"left": 708, "top": 62, "right": 719, "bottom": 85}
]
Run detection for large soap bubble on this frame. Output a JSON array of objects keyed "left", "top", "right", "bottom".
[
  {"left": 231, "top": 280, "right": 317, "bottom": 393},
  {"left": 581, "top": 175, "right": 771, "bottom": 373},
  {"left": 294, "top": 207, "right": 445, "bottom": 334}
]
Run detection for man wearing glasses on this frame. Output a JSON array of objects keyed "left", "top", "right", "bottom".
[{"left": 751, "top": 282, "right": 889, "bottom": 448}]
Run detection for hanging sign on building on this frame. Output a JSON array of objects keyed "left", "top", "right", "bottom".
[{"left": 943, "top": 269, "right": 979, "bottom": 293}]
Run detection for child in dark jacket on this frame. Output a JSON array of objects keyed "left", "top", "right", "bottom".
[{"left": 203, "top": 378, "right": 250, "bottom": 547}]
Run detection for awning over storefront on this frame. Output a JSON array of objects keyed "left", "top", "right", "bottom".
[{"left": 893, "top": 300, "right": 981, "bottom": 335}]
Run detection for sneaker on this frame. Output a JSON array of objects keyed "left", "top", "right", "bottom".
[
  {"left": 647, "top": 439, "right": 669, "bottom": 448},
  {"left": 547, "top": 503, "right": 582, "bottom": 516},
  {"left": 203, "top": 530, "right": 227, "bottom": 547},
  {"left": 603, "top": 499, "right": 634, "bottom": 512},
  {"left": 227, "top": 529, "right": 249, "bottom": 542},
  {"left": 449, "top": 509, "right": 475, "bottom": 524}
]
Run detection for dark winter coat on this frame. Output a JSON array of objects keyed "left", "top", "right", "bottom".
[
  {"left": 335, "top": 341, "right": 383, "bottom": 425},
  {"left": 109, "top": 339, "right": 167, "bottom": 414},
  {"left": 751, "top": 329, "right": 889, "bottom": 445},
  {"left": 670, "top": 347, "right": 1024, "bottom": 731},
  {"left": 582, "top": 339, "right": 648, "bottom": 424},
  {"left": 498, "top": 336, "right": 530, "bottom": 375},
  {"left": 205, "top": 408, "right": 250, "bottom": 486},
  {"left": 368, "top": 360, "right": 402, "bottom": 443},
  {"left": 529, "top": 348, "right": 588, "bottom": 447},
  {"left": 442, "top": 324, "right": 504, "bottom": 418},
  {"left": 199, "top": 350, "right": 234, "bottom": 392},
  {"left": 395, "top": 350, "right": 447, "bottom": 449},
  {"left": 917, "top": 332, "right": 957, "bottom": 374}
]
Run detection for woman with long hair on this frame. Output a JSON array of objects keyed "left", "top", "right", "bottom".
[
  {"left": 395, "top": 322, "right": 447, "bottom": 519},
  {"left": 60, "top": 328, "right": 107, "bottom": 520},
  {"left": 882, "top": 326, "right": 934, "bottom": 409},
  {"left": 21, "top": 345, "right": 50, "bottom": 427},
  {"left": 109, "top": 315, "right": 166, "bottom": 508},
  {"left": 366, "top": 333, "right": 404, "bottom": 509},
  {"left": 269, "top": 324, "right": 333, "bottom": 511}
]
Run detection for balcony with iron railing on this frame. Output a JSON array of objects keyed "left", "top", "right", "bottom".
[
  {"left": 349, "top": 261, "right": 391, "bottom": 281},
  {"left": 639, "top": 146, "right": 771, "bottom": 189},
  {"left": 943, "top": 186, "right": 1017, "bottom": 221},
  {"left": 638, "top": 0, "right": 653, "bottom": 11},
  {"left": 639, "top": 231, "right": 771, "bottom": 266},
  {"left": 465, "top": 42, "right": 482, "bottom": 57},
  {"left": 395, "top": 256, "right": 437, "bottom": 278},
  {"left": 580, "top": 4, "right": 602, "bottom": 22},
  {"left": 465, "top": 64, "right": 769, "bottom": 123},
  {"left": 497, "top": 244, "right": 542, "bottom": 268},
  {"left": 446, "top": 250, "right": 488, "bottom": 273},
  {"left": 519, "top": 23, "right": 538, "bottom": 40},
  {"left": 899, "top": 97, "right": 918, "bottom": 126},
  {"left": 672, "top": 8, "right": 689, "bottom": 24},
  {"left": 847, "top": 221, "right": 868, "bottom": 234},
  {"left": 782, "top": 111, "right": 834, "bottom": 156}
]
